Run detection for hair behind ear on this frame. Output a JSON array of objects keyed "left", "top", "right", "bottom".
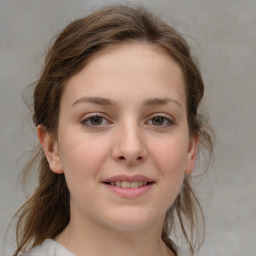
[{"left": 14, "top": 147, "right": 70, "bottom": 256}]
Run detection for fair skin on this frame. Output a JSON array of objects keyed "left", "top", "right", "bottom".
[{"left": 38, "top": 43, "right": 198, "bottom": 256}]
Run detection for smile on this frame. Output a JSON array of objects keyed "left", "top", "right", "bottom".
[
  {"left": 104, "top": 181, "right": 150, "bottom": 188},
  {"left": 102, "top": 175, "right": 155, "bottom": 198}
]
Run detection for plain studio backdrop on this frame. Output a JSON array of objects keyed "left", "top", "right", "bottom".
[{"left": 0, "top": 1, "right": 255, "bottom": 255}]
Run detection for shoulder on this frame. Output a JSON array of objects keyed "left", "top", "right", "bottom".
[
  {"left": 174, "top": 244, "right": 189, "bottom": 256},
  {"left": 21, "top": 239, "right": 75, "bottom": 256}
]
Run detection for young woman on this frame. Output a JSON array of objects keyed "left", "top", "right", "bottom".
[{"left": 14, "top": 5, "right": 213, "bottom": 256}]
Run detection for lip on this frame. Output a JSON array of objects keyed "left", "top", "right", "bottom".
[
  {"left": 102, "top": 174, "right": 155, "bottom": 183},
  {"left": 102, "top": 175, "right": 155, "bottom": 198},
  {"left": 103, "top": 183, "right": 154, "bottom": 198}
]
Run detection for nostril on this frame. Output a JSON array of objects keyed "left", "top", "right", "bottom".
[{"left": 116, "top": 155, "right": 145, "bottom": 163}]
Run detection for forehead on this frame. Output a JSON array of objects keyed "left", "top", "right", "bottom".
[
  {"left": 62, "top": 42, "right": 186, "bottom": 107},
  {"left": 86, "top": 42, "right": 183, "bottom": 76}
]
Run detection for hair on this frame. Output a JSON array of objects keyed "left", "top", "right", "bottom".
[{"left": 14, "top": 4, "right": 214, "bottom": 256}]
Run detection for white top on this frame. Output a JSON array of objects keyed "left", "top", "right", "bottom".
[
  {"left": 22, "top": 239, "right": 188, "bottom": 256},
  {"left": 22, "top": 240, "right": 75, "bottom": 256}
]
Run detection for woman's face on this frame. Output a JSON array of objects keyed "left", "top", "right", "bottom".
[{"left": 41, "top": 43, "right": 198, "bottom": 232}]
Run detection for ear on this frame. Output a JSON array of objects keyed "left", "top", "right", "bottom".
[
  {"left": 37, "top": 125, "right": 63, "bottom": 174},
  {"left": 184, "top": 133, "right": 199, "bottom": 175}
]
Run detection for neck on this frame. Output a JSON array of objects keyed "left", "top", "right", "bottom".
[{"left": 55, "top": 211, "right": 175, "bottom": 256}]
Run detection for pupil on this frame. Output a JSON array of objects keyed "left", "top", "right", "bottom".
[
  {"left": 91, "top": 116, "right": 102, "bottom": 125},
  {"left": 153, "top": 116, "right": 164, "bottom": 125}
]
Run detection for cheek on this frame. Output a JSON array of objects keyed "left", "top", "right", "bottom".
[
  {"left": 58, "top": 138, "right": 110, "bottom": 209},
  {"left": 156, "top": 151, "right": 186, "bottom": 209},
  {"left": 151, "top": 134, "right": 189, "bottom": 173},
  {"left": 150, "top": 134, "right": 189, "bottom": 197},
  {"left": 58, "top": 135, "right": 109, "bottom": 182}
]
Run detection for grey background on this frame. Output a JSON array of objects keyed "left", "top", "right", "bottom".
[{"left": 1, "top": 0, "right": 255, "bottom": 255}]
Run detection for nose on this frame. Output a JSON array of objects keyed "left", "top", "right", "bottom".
[{"left": 112, "top": 122, "right": 147, "bottom": 166}]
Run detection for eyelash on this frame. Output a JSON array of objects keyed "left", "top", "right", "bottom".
[
  {"left": 81, "top": 114, "right": 110, "bottom": 127},
  {"left": 80, "top": 114, "right": 175, "bottom": 128},
  {"left": 146, "top": 115, "right": 174, "bottom": 127}
]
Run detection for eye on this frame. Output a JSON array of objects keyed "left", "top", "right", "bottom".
[
  {"left": 146, "top": 115, "right": 174, "bottom": 127},
  {"left": 81, "top": 114, "right": 109, "bottom": 127},
  {"left": 151, "top": 116, "right": 165, "bottom": 126}
]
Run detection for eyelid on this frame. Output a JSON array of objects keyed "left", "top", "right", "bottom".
[
  {"left": 80, "top": 112, "right": 112, "bottom": 127},
  {"left": 145, "top": 113, "right": 175, "bottom": 126},
  {"left": 80, "top": 112, "right": 175, "bottom": 127}
]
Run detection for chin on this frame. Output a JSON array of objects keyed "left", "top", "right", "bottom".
[{"left": 101, "top": 210, "right": 164, "bottom": 232}]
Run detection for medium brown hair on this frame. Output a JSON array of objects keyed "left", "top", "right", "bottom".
[{"left": 14, "top": 5, "right": 214, "bottom": 255}]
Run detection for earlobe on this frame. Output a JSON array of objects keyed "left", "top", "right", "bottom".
[
  {"left": 37, "top": 125, "right": 63, "bottom": 174},
  {"left": 185, "top": 133, "right": 199, "bottom": 175}
]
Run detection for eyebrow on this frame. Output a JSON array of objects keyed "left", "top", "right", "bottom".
[
  {"left": 71, "top": 96, "right": 182, "bottom": 109},
  {"left": 72, "top": 97, "right": 118, "bottom": 107},
  {"left": 142, "top": 97, "right": 182, "bottom": 109}
]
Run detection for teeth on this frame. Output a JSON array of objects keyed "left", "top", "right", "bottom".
[
  {"left": 122, "top": 181, "right": 130, "bottom": 188},
  {"left": 109, "top": 181, "right": 148, "bottom": 188},
  {"left": 116, "top": 181, "right": 122, "bottom": 187},
  {"left": 131, "top": 181, "right": 139, "bottom": 188}
]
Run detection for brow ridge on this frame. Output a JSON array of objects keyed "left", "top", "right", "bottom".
[
  {"left": 142, "top": 97, "right": 182, "bottom": 109},
  {"left": 72, "top": 96, "right": 182, "bottom": 109},
  {"left": 72, "top": 97, "right": 118, "bottom": 106}
]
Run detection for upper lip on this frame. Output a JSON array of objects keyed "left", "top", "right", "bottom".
[{"left": 102, "top": 175, "right": 155, "bottom": 183}]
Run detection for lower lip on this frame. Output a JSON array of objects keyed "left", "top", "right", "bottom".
[{"left": 103, "top": 183, "right": 154, "bottom": 198}]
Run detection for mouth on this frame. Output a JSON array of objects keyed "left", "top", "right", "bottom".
[
  {"left": 101, "top": 175, "right": 155, "bottom": 198},
  {"left": 102, "top": 175, "right": 154, "bottom": 198},
  {"left": 102, "top": 181, "right": 154, "bottom": 188}
]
